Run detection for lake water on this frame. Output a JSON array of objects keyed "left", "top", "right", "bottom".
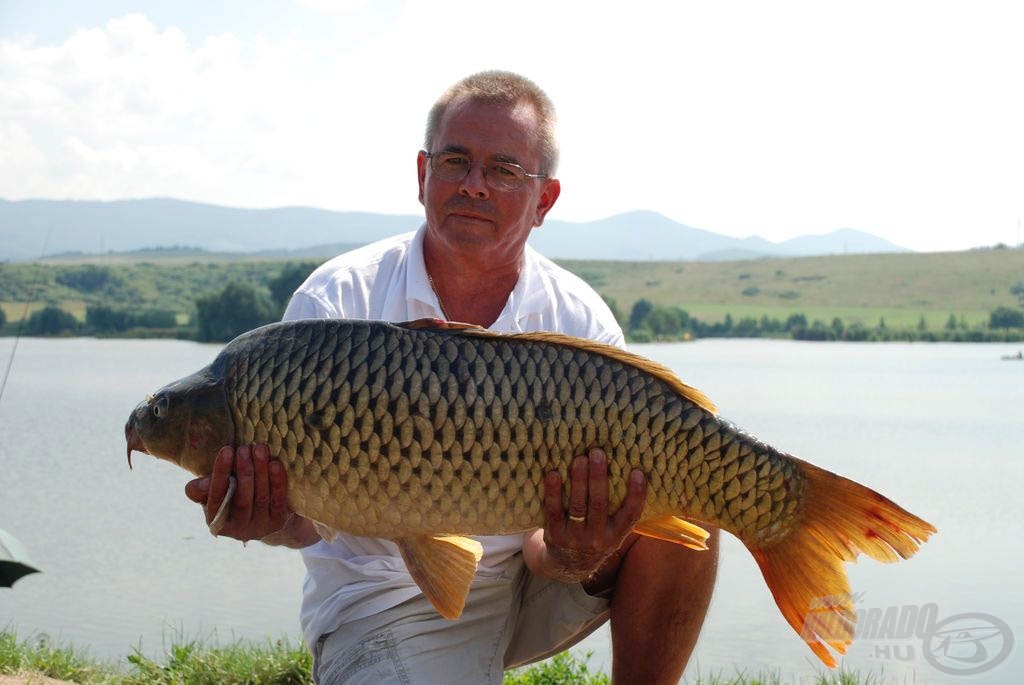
[{"left": 1, "top": 337, "right": 1021, "bottom": 683}]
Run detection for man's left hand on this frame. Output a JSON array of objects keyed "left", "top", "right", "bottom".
[{"left": 522, "top": 448, "right": 647, "bottom": 584}]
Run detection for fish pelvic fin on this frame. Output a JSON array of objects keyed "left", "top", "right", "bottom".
[
  {"left": 634, "top": 515, "right": 710, "bottom": 551},
  {"left": 749, "top": 459, "right": 936, "bottom": 668},
  {"left": 396, "top": 534, "right": 484, "bottom": 620}
]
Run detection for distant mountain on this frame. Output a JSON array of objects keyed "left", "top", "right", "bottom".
[
  {"left": 774, "top": 228, "right": 907, "bottom": 257},
  {"left": 531, "top": 212, "right": 908, "bottom": 260},
  {"left": 0, "top": 198, "right": 423, "bottom": 261},
  {"left": 530, "top": 211, "right": 785, "bottom": 261},
  {"left": 0, "top": 198, "right": 911, "bottom": 262}
]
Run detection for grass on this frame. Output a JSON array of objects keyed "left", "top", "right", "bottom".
[
  {"left": 672, "top": 303, "right": 991, "bottom": 330},
  {"left": 560, "top": 248, "right": 1024, "bottom": 325},
  {"left": 0, "top": 630, "right": 311, "bottom": 684},
  {"left": 0, "top": 631, "right": 110, "bottom": 683},
  {"left": 3, "top": 248, "right": 1022, "bottom": 334},
  {"left": 122, "top": 639, "right": 312, "bottom": 685},
  {"left": 0, "top": 629, "right": 882, "bottom": 684}
]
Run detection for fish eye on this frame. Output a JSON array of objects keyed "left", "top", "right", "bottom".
[{"left": 152, "top": 395, "right": 169, "bottom": 419}]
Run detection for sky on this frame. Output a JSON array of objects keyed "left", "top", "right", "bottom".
[{"left": 1, "top": 0, "right": 1022, "bottom": 252}]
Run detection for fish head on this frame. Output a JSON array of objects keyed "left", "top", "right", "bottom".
[{"left": 125, "top": 368, "right": 234, "bottom": 477}]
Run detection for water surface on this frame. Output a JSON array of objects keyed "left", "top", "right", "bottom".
[{"left": 1, "top": 337, "right": 1020, "bottom": 683}]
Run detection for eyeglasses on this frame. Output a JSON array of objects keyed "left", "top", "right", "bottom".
[{"left": 424, "top": 151, "right": 547, "bottom": 192}]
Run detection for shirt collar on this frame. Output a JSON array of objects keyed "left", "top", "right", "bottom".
[
  {"left": 406, "top": 223, "right": 440, "bottom": 315},
  {"left": 406, "top": 224, "right": 548, "bottom": 331}
]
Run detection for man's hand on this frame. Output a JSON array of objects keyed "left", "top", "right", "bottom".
[
  {"left": 184, "top": 444, "right": 319, "bottom": 548},
  {"left": 522, "top": 448, "right": 647, "bottom": 585}
]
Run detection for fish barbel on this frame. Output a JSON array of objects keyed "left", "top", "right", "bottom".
[{"left": 124, "top": 318, "right": 935, "bottom": 667}]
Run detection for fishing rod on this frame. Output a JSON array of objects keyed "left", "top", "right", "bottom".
[{"left": 0, "top": 227, "right": 53, "bottom": 408}]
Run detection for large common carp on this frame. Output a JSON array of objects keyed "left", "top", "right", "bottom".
[{"left": 125, "top": 318, "right": 935, "bottom": 667}]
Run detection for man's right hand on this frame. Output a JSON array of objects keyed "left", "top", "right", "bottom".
[{"left": 184, "top": 444, "right": 320, "bottom": 548}]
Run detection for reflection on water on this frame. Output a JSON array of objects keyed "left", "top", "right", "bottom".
[{"left": 1, "top": 337, "right": 1021, "bottom": 682}]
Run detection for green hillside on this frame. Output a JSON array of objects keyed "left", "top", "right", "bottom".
[
  {"left": 1, "top": 248, "right": 1022, "bottom": 339},
  {"left": 563, "top": 248, "right": 1024, "bottom": 330}
]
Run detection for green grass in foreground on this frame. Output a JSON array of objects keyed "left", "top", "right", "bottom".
[
  {"left": 0, "top": 631, "right": 311, "bottom": 685},
  {"left": 1, "top": 630, "right": 872, "bottom": 684}
]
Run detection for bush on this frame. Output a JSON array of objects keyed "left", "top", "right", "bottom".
[
  {"left": 732, "top": 317, "right": 761, "bottom": 337},
  {"left": 784, "top": 313, "right": 807, "bottom": 332},
  {"left": 195, "top": 282, "right": 277, "bottom": 342},
  {"left": 627, "top": 299, "right": 655, "bottom": 333},
  {"left": 133, "top": 309, "right": 178, "bottom": 329},
  {"left": 87, "top": 306, "right": 180, "bottom": 332},
  {"left": 269, "top": 261, "right": 320, "bottom": 310},
  {"left": 1011, "top": 281, "right": 1024, "bottom": 307},
  {"left": 990, "top": 306, "right": 1024, "bottom": 330},
  {"left": 55, "top": 265, "right": 117, "bottom": 293},
  {"left": 25, "top": 305, "right": 78, "bottom": 335},
  {"left": 87, "top": 305, "right": 131, "bottom": 332}
]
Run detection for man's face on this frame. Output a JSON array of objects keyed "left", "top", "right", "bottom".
[{"left": 417, "top": 98, "right": 560, "bottom": 267}]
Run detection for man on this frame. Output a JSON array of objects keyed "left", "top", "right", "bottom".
[{"left": 185, "top": 71, "right": 718, "bottom": 683}]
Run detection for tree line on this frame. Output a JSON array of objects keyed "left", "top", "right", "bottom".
[
  {"left": 609, "top": 295, "right": 1024, "bottom": 343},
  {"left": 5, "top": 262, "right": 316, "bottom": 340},
  {"left": 6, "top": 269, "right": 1024, "bottom": 344}
]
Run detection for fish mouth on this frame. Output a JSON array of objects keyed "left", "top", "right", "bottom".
[{"left": 124, "top": 421, "right": 150, "bottom": 470}]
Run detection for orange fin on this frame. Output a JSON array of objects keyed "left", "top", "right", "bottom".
[
  {"left": 396, "top": 534, "right": 484, "bottom": 620},
  {"left": 634, "top": 515, "right": 710, "bottom": 551},
  {"left": 748, "top": 459, "right": 936, "bottom": 668},
  {"left": 396, "top": 318, "right": 487, "bottom": 332},
  {"left": 460, "top": 329, "right": 718, "bottom": 414}
]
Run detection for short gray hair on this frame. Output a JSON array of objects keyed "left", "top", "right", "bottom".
[{"left": 424, "top": 70, "right": 559, "bottom": 175}]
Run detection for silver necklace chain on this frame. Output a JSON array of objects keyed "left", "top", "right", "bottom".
[{"left": 426, "top": 272, "right": 451, "bottom": 321}]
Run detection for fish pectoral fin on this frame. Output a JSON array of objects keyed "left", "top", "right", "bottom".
[
  {"left": 395, "top": 318, "right": 488, "bottom": 332},
  {"left": 633, "top": 515, "right": 710, "bottom": 551},
  {"left": 208, "top": 476, "right": 237, "bottom": 536},
  {"left": 396, "top": 535, "right": 484, "bottom": 620}
]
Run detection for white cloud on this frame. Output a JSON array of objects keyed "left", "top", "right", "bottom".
[
  {"left": 1, "top": 2, "right": 1022, "bottom": 251},
  {"left": 0, "top": 13, "right": 364, "bottom": 207}
]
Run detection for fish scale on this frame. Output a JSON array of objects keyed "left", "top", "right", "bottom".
[
  {"left": 217, "top": 321, "right": 785, "bottom": 539},
  {"left": 126, "top": 317, "right": 935, "bottom": 667}
]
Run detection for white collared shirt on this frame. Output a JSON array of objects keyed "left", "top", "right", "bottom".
[{"left": 283, "top": 224, "right": 624, "bottom": 648}]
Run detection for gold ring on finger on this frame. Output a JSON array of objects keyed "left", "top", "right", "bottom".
[{"left": 568, "top": 514, "right": 586, "bottom": 523}]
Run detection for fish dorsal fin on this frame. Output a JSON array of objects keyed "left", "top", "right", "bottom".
[
  {"left": 634, "top": 515, "right": 710, "bottom": 551},
  {"left": 460, "top": 328, "right": 719, "bottom": 415},
  {"left": 394, "top": 320, "right": 717, "bottom": 414},
  {"left": 396, "top": 318, "right": 487, "bottom": 332},
  {"left": 396, "top": 534, "right": 483, "bottom": 620}
]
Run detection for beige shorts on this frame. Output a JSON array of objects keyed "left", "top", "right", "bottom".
[{"left": 313, "top": 556, "right": 610, "bottom": 684}]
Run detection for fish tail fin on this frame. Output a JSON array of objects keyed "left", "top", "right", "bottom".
[{"left": 749, "top": 459, "right": 936, "bottom": 668}]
